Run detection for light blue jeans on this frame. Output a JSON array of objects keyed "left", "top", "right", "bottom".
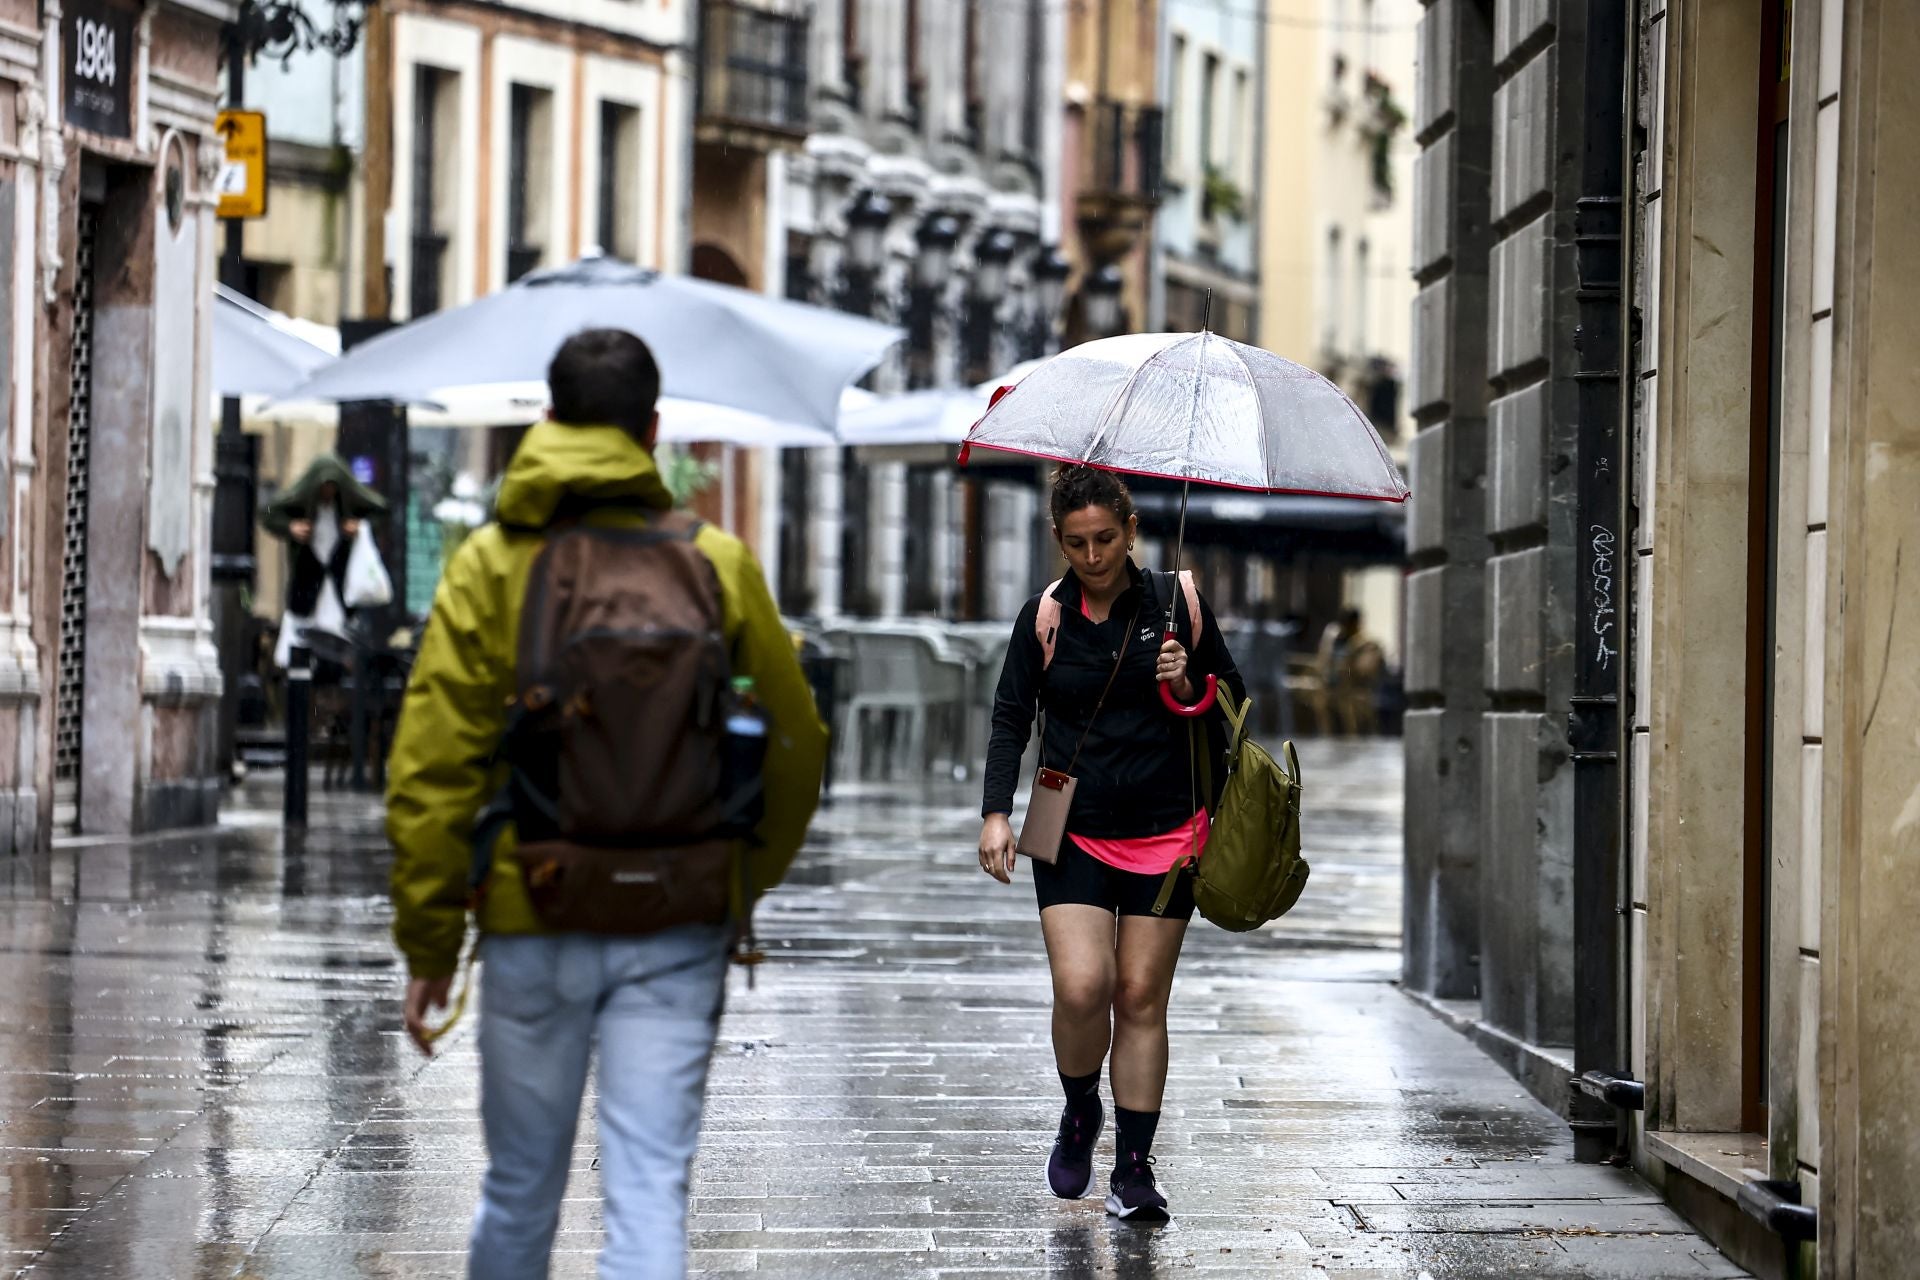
[{"left": 468, "top": 925, "right": 731, "bottom": 1280}]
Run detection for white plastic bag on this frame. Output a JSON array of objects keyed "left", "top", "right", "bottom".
[{"left": 343, "top": 522, "right": 393, "bottom": 609}]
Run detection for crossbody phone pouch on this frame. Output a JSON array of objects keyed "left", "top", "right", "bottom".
[{"left": 1015, "top": 604, "right": 1139, "bottom": 863}]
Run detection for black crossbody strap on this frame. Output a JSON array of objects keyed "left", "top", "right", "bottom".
[{"left": 1060, "top": 602, "right": 1142, "bottom": 776}]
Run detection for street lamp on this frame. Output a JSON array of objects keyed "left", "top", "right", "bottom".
[
  {"left": 1029, "top": 244, "right": 1072, "bottom": 358},
  {"left": 213, "top": 0, "right": 373, "bottom": 781},
  {"left": 1083, "top": 263, "right": 1126, "bottom": 338},
  {"left": 964, "top": 229, "right": 1017, "bottom": 383},
  {"left": 841, "top": 189, "right": 893, "bottom": 319},
  {"left": 974, "top": 229, "right": 1018, "bottom": 306},
  {"left": 915, "top": 213, "right": 961, "bottom": 289},
  {"left": 845, "top": 190, "right": 893, "bottom": 276},
  {"left": 908, "top": 213, "right": 962, "bottom": 388}
]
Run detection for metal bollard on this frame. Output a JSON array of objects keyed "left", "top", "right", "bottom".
[
  {"left": 348, "top": 643, "right": 369, "bottom": 793},
  {"left": 285, "top": 645, "right": 311, "bottom": 828}
]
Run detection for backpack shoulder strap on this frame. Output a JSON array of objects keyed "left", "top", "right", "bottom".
[
  {"left": 649, "top": 508, "right": 705, "bottom": 540},
  {"left": 1155, "top": 569, "right": 1205, "bottom": 650},
  {"left": 1035, "top": 580, "right": 1064, "bottom": 670},
  {"left": 1179, "top": 570, "right": 1204, "bottom": 649}
]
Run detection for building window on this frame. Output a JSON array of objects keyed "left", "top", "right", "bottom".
[
  {"left": 411, "top": 65, "right": 459, "bottom": 318},
  {"left": 1232, "top": 66, "right": 1251, "bottom": 184},
  {"left": 1168, "top": 34, "right": 1187, "bottom": 171},
  {"left": 1322, "top": 227, "right": 1343, "bottom": 357},
  {"left": 1200, "top": 52, "right": 1219, "bottom": 172},
  {"left": 507, "top": 83, "right": 553, "bottom": 284},
  {"left": 597, "top": 101, "right": 642, "bottom": 262},
  {"left": 698, "top": 0, "right": 809, "bottom": 134},
  {"left": 1354, "top": 237, "right": 1371, "bottom": 356}
]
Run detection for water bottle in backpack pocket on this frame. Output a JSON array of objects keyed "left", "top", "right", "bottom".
[{"left": 720, "top": 676, "right": 768, "bottom": 840}]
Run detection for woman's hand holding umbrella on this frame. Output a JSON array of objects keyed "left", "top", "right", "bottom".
[{"left": 1157, "top": 639, "right": 1198, "bottom": 706}]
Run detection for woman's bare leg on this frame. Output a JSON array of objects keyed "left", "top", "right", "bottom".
[
  {"left": 1108, "top": 914, "right": 1189, "bottom": 1111},
  {"left": 1040, "top": 905, "right": 1118, "bottom": 1076}
]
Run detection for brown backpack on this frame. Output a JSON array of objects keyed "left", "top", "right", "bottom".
[{"left": 481, "top": 511, "right": 743, "bottom": 935}]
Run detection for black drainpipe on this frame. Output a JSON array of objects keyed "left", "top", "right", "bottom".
[{"left": 1567, "top": 0, "right": 1634, "bottom": 1164}]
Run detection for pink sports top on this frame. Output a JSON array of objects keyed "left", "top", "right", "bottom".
[{"left": 1066, "top": 594, "right": 1210, "bottom": 875}]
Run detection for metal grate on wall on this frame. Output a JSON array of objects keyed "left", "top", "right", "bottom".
[{"left": 54, "top": 207, "right": 97, "bottom": 787}]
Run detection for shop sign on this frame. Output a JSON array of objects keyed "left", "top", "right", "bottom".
[
  {"left": 215, "top": 111, "right": 268, "bottom": 219},
  {"left": 64, "top": 0, "right": 136, "bottom": 139}
]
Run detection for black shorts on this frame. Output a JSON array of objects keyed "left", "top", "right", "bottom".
[{"left": 1033, "top": 838, "right": 1196, "bottom": 920}]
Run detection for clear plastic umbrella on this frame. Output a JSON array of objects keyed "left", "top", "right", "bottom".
[{"left": 958, "top": 331, "right": 1408, "bottom": 715}]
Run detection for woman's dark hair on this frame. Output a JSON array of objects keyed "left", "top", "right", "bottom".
[
  {"left": 547, "top": 328, "right": 661, "bottom": 436},
  {"left": 1050, "top": 464, "right": 1135, "bottom": 529}
]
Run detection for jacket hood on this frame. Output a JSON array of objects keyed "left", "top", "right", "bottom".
[
  {"left": 494, "top": 421, "right": 675, "bottom": 529},
  {"left": 261, "top": 452, "right": 387, "bottom": 538}
]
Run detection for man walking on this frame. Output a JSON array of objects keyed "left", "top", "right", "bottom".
[{"left": 387, "top": 329, "right": 826, "bottom": 1278}]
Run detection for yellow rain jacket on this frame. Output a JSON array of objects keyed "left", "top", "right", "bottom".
[{"left": 386, "top": 422, "right": 827, "bottom": 979}]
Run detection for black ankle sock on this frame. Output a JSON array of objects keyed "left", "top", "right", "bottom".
[
  {"left": 1113, "top": 1106, "right": 1160, "bottom": 1161},
  {"left": 1060, "top": 1069, "right": 1101, "bottom": 1110}
]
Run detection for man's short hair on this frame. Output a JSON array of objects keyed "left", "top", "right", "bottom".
[{"left": 547, "top": 328, "right": 661, "bottom": 436}]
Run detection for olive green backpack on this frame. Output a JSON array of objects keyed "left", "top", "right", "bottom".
[{"left": 1152, "top": 687, "right": 1309, "bottom": 931}]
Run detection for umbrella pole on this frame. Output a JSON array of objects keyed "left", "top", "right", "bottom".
[
  {"left": 1167, "top": 476, "right": 1191, "bottom": 633},
  {"left": 1158, "top": 473, "right": 1219, "bottom": 718}
]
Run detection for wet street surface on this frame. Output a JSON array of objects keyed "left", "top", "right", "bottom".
[{"left": 0, "top": 740, "right": 1745, "bottom": 1277}]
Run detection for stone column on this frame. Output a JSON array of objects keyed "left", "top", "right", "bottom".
[
  {"left": 1818, "top": 2, "right": 1920, "bottom": 1269},
  {"left": 810, "top": 447, "right": 844, "bottom": 619},
  {"left": 1476, "top": 0, "right": 1586, "bottom": 1058},
  {"left": 1401, "top": 0, "right": 1494, "bottom": 1003}
]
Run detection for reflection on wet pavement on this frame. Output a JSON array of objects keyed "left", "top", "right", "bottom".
[{"left": 0, "top": 743, "right": 1746, "bottom": 1277}]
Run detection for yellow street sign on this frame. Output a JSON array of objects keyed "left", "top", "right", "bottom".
[{"left": 215, "top": 109, "right": 267, "bottom": 219}]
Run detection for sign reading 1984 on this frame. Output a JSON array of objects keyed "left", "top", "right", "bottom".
[{"left": 64, "top": 0, "right": 135, "bottom": 139}]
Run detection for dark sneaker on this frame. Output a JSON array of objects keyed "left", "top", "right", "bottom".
[
  {"left": 1046, "top": 1098, "right": 1104, "bottom": 1199},
  {"left": 1105, "top": 1151, "right": 1169, "bottom": 1223}
]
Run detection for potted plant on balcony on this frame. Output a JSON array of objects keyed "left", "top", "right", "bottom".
[{"left": 1203, "top": 166, "right": 1247, "bottom": 224}]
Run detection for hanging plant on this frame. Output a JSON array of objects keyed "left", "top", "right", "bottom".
[
  {"left": 1360, "top": 75, "right": 1409, "bottom": 202},
  {"left": 1203, "top": 166, "right": 1247, "bottom": 223}
]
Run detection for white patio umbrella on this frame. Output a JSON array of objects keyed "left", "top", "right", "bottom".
[
  {"left": 835, "top": 358, "right": 1046, "bottom": 446},
  {"left": 280, "top": 254, "right": 901, "bottom": 430},
  {"left": 396, "top": 381, "right": 872, "bottom": 446},
  {"left": 211, "top": 285, "right": 336, "bottom": 398}
]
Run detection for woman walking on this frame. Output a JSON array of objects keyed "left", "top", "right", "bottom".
[{"left": 979, "top": 465, "right": 1243, "bottom": 1224}]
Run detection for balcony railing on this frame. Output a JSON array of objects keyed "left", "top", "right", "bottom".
[
  {"left": 1087, "top": 100, "right": 1166, "bottom": 205},
  {"left": 697, "top": 1, "right": 809, "bottom": 139}
]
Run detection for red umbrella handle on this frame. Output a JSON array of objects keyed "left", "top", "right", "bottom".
[{"left": 1159, "top": 628, "right": 1218, "bottom": 717}]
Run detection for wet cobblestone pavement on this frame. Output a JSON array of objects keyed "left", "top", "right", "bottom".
[{"left": 0, "top": 740, "right": 1746, "bottom": 1278}]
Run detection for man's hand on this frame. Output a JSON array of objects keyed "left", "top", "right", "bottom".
[
  {"left": 342, "top": 518, "right": 363, "bottom": 538},
  {"left": 288, "top": 519, "right": 313, "bottom": 544},
  {"left": 404, "top": 974, "right": 454, "bottom": 1057}
]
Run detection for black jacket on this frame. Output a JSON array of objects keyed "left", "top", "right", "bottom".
[
  {"left": 982, "top": 563, "right": 1245, "bottom": 839},
  {"left": 287, "top": 536, "right": 354, "bottom": 619}
]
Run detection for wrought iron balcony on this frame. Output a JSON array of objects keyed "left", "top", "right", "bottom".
[
  {"left": 1087, "top": 100, "right": 1166, "bottom": 204},
  {"left": 697, "top": 0, "right": 809, "bottom": 145},
  {"left": 1077, "top": 100, "right": 1165, "bottom": 265}
]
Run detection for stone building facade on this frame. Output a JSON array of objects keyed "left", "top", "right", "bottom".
[
  {"left": 1406, "top": 0, "right": 1920, "bottom": 1274},
  {"left": 0, "top": 0, "right": 231, "bottom": 850},
  {"left": 778, "top": 0, "right": 1075, "bottom": 622}
]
